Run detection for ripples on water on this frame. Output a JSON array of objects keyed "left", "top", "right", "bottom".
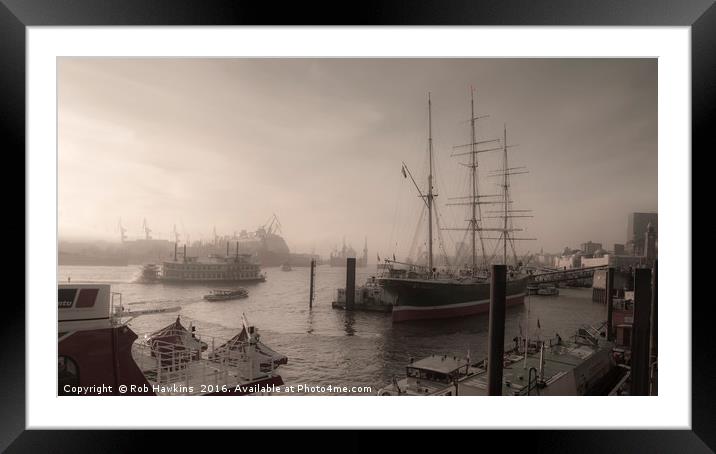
[{"left": 58, "top": 265, "right": 605, "bottom": 395}]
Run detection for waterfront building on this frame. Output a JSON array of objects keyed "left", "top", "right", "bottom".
[{"left": 627, "top": 212, "right": 658, "bottom": 255}]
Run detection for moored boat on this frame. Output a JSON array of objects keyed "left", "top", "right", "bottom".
[
  {"left": 377, "top": 324, "right": 624, "bottom": 396},
  {"left": 58, "top": 283, "right": 284, "bottom": 396},
  {"left": 332, "top": 276, "right": 395, "bottom": 312},
  {"left": 381, "top": 272, "right": 528, "bottom": 321},
  {"left": 377, "top": 92, "right": 532, "bottom": 322}
]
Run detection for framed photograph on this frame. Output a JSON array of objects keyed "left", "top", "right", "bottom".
[{"left": 6, "top": 0, "right": 710, "bottom": 450}]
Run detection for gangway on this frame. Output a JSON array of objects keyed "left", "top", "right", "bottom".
[{"left": 528, "top": 265, "right": 608, "bottom": 285}]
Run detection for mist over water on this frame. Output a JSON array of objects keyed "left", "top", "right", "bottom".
[
  {"left": 59, "top": 265, "right": 606, "bottom": 395},
  {"left": 58, "top": 58, "right": 657, "bottom": 257}
]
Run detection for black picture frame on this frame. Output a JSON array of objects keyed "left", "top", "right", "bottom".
[{"left": 4, "top": 0, "right": 710, "bottom": 451}]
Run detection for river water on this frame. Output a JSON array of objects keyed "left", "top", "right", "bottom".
[{"left": 58, "top": 265, "right": 605, "bottom": 395}]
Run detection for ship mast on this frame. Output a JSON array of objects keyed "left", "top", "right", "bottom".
[
  {"left": 470, "top": 90, "right": 477, "bottom": 272},
  {"left": 399, "top": 93, "right": 438, "bottom": 273},
  {"left": 468, "top": 88, "right": 489, "bottom": 273},
  {"left": 503, "top": 125, "right": 508, "bottom": 265},
  {"left": 427, "top": 93, "right": 434, "bottom": 272},
  {"left": 444, "top": 89, "right": 500, "bottom": 276},
  {"left": 445, "top": 92, "right": 535, "bottom": 271},
  {"left": 485, "top": 124, "right": 534, "bottom": 267}
]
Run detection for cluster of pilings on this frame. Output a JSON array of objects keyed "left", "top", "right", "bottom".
[
  {"left": 308, "top": 257, "right": 356, "bottom": 309},
  {"left": 603, "top": 262, "right": 658, "bottom": 395},
  {"left": 486, "top": 261, "right": 658, "bottom": 396},
  {"left": 309, "top": 257, "right": 357, "bottom": 310}
]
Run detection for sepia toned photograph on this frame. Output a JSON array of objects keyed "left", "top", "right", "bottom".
[{"left": 57, "top": 57, "right": 657, "bottom": 398}]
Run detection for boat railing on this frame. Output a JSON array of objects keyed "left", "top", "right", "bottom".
[
  {"left": 132, "top": 332, "right": 268, "bottom": 391},
  {"left": 574, "top": 322, "right": 607, "bottom": 346}
]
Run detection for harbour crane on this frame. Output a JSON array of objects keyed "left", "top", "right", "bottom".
[
  {"left": 118, "top": 218, "right": 127, "bottom": 243},
  {"left": 142, "top": 218, "right": 152, "bottom": 240}
]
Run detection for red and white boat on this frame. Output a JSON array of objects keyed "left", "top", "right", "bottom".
[{"left": 58, "top": 283, "right": 285, "bottom": 396}]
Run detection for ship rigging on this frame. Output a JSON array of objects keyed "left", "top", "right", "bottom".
[{"left": 377, "top": 90, "right": 533, "bottom": 322}]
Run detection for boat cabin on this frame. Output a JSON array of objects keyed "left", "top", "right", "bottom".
[
  {"left": 405, "top": 355, "right": 470, "bottom": 394},
  {"left": 58, "top": 284, "right": 285, "bottom": 396}
]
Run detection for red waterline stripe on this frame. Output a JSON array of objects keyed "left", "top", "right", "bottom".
[{"left": 392, "top": 295, "right": 525, "bottom": 322}]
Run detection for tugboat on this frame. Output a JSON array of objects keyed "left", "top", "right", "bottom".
[
  {"left": 377, "top": 324, "right": 625, "bottom": 396},
  {"left": 332, "top": 276, "right": 395, "bottom": 312},
  {"left": 58, "top": 283, "right": 284, "bottom": 396},
  {"left": 203, "top": 288, "right": 249, "bottom": 302}
]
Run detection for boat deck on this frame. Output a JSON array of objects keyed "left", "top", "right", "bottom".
[
  {"left": 380, "top": 332, "right": 616, "bottom": 396},
  {"left": 461, "top": 341, "right": 610, "bottom": 395},
  {"left": 132, "top": 332, "right": 278, "bottom": 395}
]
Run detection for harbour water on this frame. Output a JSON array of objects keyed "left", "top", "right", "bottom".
[{"left": 59, "top": 265, "right": 606, "bottom": 395}]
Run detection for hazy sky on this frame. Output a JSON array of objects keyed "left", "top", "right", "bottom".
[{"left": 58, "top": 58, "right": 657, "bottom": 258}]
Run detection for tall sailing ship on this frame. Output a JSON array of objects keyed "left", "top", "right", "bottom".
[{"left": 378, "top": 91, "right": 533, "bottom": 322}]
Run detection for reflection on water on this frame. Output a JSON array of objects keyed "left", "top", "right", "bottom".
[
  {"left": 58, "top": 265, "right": 605, "bottom": 394},
  {"left": 343, "top": 311, "right": 356, "bottom": 336}
]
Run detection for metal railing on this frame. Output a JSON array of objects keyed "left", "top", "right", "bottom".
[{"left": 132, "top": 332, "right": 269, "bottom": 394}]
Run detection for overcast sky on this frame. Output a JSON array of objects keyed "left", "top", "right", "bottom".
[{"left": 58, "top": 58, "right": 657, "bottom": 258}]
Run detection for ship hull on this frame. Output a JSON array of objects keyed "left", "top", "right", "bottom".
[{"left": 379, "top": 276, "right": 528, "bottom": 322}]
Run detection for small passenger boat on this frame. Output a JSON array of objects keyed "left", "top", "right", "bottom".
[{"left": 203, "top": 288, "right": 249, "bottom": 302}]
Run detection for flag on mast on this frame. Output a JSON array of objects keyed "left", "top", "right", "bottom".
[
  {"left": 377, "top": 253, "right": 381, "bottom": 262},
  {"left": 401, "top": 165, "right": 407, "bottom": 178}
]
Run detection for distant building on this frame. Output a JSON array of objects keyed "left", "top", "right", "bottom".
[
  {"left": 580, "top": 241, "right": 603, "bottom": 256},
  {"left": 554, "top": 252, "right": 583, "bottom": 269},
  {"left": 536, "top": 252, "right": 555, "bottom": 266},
  {"left": 614, "top": 243, "right": 626, "bottom": 255},
  {"left": 644, "top": 222, "right": 657, "bottom": 265},
  {"left": 627, "top": 212, "right": 657, "bottom": 256},
  {"left": 581, "top": 254, "right": 645, "bottom": 270}
]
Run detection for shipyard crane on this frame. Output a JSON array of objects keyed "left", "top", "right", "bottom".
[
  {"left": 118, "top": 218, "right": 127, "bottom": 243},
  {"left": 142, "top": 218, "right": 152, "bottom": 240},
  {"left": 262, "top": 213, "right": 283, "bottom": 236}
]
